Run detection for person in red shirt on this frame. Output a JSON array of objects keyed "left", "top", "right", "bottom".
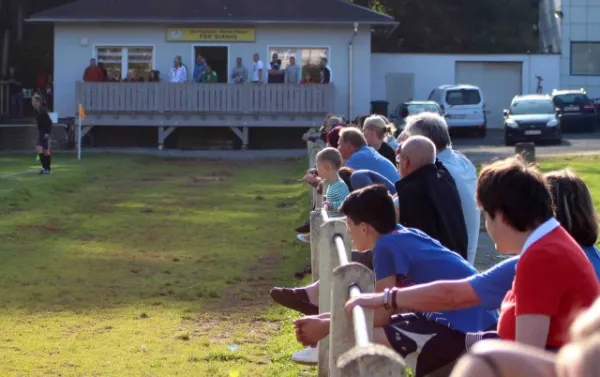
[
  {"left": 83, "top": 58, "right": 105, "bottom": 82},
  {"left": 476, "top": 156, "right": 599, "bottom": 350}
]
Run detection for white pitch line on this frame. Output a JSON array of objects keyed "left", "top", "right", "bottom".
[{"left": 0, "top": 168, "right": 36, "bottom": 179}]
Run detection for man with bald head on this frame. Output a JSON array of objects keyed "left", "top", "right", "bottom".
[{"left": 395, "top": 136, "right": 468, "bottom": 258}]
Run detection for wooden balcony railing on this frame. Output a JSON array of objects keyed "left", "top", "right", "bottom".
[{"left": 76, "top": 82, "right": 333, "bottom": 115}]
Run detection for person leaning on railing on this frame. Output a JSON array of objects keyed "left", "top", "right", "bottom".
[
  {"left": 292, "top": 185, "right": 499, "bottom": 377},
  {"left": 346, "top": 160, "right": 600, "bottom": 358}
]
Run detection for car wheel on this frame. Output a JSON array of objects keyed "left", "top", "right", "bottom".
[
  {"left": 476, "top": 127, "right": 487, "bottom": 138},
  {"left": 504, "top": 131, "right": 515, "bottom": 146}
]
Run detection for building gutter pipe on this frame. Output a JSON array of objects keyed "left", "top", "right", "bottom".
[{"left": 349, "top": 22, "right": 358, "bottom": 122}]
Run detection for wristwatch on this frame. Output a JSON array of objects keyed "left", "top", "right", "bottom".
[{"left": 383, "top": 288, "right": 390, "bottom": 310}]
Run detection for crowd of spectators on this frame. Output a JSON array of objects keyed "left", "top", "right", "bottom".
[
  {"left": 81, "top": 52, "right": 332, "bottom": 85},
  {"left": 272, "top": 111, "right": 600, "bottom": 376}
]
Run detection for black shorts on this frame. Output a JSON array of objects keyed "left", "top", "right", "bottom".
[
  {"left": 37, "top": 135, "right": 50, "bottom": 149},
  {"left": 384, "top": 313, "right": 467, "bottom": 377}
]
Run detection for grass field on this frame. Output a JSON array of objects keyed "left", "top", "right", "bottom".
[
  {"left": 1, "top": 153, "right": 599, "bottom": 377},
  {"left": 0, "top": 154, "right": 315, "bottom": 377}
]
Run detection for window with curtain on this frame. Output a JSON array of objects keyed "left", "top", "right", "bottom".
[
  {"left": 571, "top": 42, "right": 600, "bottom": 75},
  {"left": 267, "top": 47, "right": 329, "bottom": 82},
  {"left": 96, "top": 46, "right": 154, "bottom": 81}
]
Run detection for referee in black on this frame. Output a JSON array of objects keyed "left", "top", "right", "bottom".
[{"left": 33, "top": 94, "right": 53, "bottom": 174}]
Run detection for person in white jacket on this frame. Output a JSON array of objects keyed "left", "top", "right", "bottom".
[
  {"left": 403, "top": 112, "right": 481, "bottom": 265},
  {"left": 169, "top": 56, "right": 188, "bottom": 83}
]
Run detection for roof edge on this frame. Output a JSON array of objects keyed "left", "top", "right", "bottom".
[
  {"left": 25, "top": 17, "right": 398, "bottom": 25},
  {"left": 332, "top": 0, "right": 396, "bottom": 21}
]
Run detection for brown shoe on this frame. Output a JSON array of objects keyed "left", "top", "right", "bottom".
[{"left": 270, "top": 287, "right": 319, "bottom": 315}]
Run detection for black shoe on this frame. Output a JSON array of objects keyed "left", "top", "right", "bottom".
[
  {"left": 270, "top": 287, "right": 319, "bottom": 315},
  {"left": 295, "top": 220, "right": 310, "bottom": 234}
]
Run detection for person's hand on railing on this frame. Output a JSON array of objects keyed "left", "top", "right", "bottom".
[
  {"left": 293, "top": 316, "right": 330, "bottom": 348},
  {"left": 323, "top": 201, "right": 332, "bottom": 211},
  {"left": 345, "top": 291, "right": 386, "bottom": 315}
]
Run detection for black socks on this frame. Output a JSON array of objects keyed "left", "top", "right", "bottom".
[{"left": 39, "top": 154, "right": 51, "bottom": 170}]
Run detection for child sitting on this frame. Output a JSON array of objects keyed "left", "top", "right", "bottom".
[{"left": 297, "top": 148, "right": 351, "bottom": 243}]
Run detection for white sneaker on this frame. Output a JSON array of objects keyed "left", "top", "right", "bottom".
[
  {"left": 291, "top": 345, "right": 318, "bottom": 365},
  {"left": 296, "top": 233, "right": 311, "bottom": 244}
]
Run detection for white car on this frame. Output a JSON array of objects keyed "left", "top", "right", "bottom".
[{"left": 428, "top": 84, "right": 487, "bottom": 137}]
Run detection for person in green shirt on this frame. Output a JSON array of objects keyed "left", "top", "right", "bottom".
[{"left": 199, "top": 65, "right": 218, "bottom": 83}]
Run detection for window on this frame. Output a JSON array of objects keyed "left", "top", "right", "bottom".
[
  {"left": 571, "top": 42, "right": 600, "bottom": 75},
  {"left": 96, "top": 46, "right": 154, "bottom": 81},
  {"left": 510, "top": 100, "right": 555, "bottom": 115},
  {"left": 445, "top": 89, "right": 482, "bottom": 106},
  {"left": 268, "top": 47, "right": 329, "bottom": 82},
  {"left": 553, "top": 93, "right": 591, "bottom": 106}
]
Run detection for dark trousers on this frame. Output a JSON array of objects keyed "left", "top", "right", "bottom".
[{"left": 10, "top": 92, "right": 23, "bottom": 118}]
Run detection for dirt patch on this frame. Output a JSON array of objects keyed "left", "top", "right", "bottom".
[
  {"left": 16, "top": 224, "right": 65, "bottom": 234},
  {"left": 190, "top": 171, "right": 233, "bottom": 184},
  {"left": 139, "top": 177, "right": 167, "bottom": 182}
]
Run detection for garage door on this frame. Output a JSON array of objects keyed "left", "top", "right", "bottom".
[{"left": 455, "top": 62, "right": 522, "bottom": 128}]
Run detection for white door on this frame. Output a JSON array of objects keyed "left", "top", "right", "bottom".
[{"left": 455, "top": 62, "right": 522, "bottom": 128}]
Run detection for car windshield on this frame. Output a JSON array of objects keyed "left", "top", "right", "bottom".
[
  {"left": 407, "top": 103, "right": 440, "bottom": 114},
  {"left": 553, "top": 93, "right": 590, "bottom": 106},
  {"left": 445, "top": 89, "right": 481, "bottom": 106},
  {"left": 510, "top": 100, "right": 555, "bottom": 115}
]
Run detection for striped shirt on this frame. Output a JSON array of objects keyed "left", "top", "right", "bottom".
[{"left": 326, "top": 178, "right": 350, "bottom": 217}]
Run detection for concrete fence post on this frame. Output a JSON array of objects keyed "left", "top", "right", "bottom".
[
  {"left": 337, "top": 343, "right": 407, "bottom": 377},
  {"left": 310, "top": 209, "right": 324, "bottom": 282},
  {"left": 317, "top": 217, "right": 352, "bottom": 377},
  {"left": 329, "top": 263, "right": 375, "bottom": 377}
]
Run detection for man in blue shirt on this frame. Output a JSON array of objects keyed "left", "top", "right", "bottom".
[
  {"left": 293, "top": 185, "right": 496, "bottom": 376},
  {"left": 337, "top": 127, "right": 400, "bottom": 187},
  {"left": 192, "top": 55, "right": 206, "bottom": 82}
]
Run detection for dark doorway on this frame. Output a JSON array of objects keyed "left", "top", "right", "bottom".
[{"left": 194, "top": 46, "right": 228, "bottom": 83}]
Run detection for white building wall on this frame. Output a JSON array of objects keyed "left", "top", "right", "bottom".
[
  {"left": 558, "top": 0, "right": 600, "bottom": 97},
  {"left": 53, "top": 23, "right": 372, "bottom": 119},
  {"left": 371, "top": 53, "right": 560, "bottom": 105}
]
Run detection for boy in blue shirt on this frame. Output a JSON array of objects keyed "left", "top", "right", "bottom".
[
  {"left": 293, "top": 185, "right": 497, "bottom": 376},
  {"left": 315, "top": 147, "right": 350, "bottom": 218}
]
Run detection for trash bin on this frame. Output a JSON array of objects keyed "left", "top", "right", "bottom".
[{"left": 370, "top": 100, "right": 389, "bottom": 116}]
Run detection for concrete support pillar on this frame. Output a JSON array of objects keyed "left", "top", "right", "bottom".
[
  {"left": 337, "top": 344, "right": 407, "bottom": 377},
  {"left": 329, "top": 263, "right": 374, "bottom": 377},
  {"left": 317, "top": 218, "right": 352, "bottom": 377}
]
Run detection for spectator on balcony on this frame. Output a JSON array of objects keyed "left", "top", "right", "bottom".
[
  {"left": 97, "top": 62, "right": 108, "bottom": 81},
  {"left": 122, "top": 70, "right": 137, "bottom": 82},
  {"left": 231, "top": 57, "right": 248, "bottom": 84},
  {"left": 83, "top": 58, "right": 105, "bottom": 82},
  {"left": 301, "top": 73, "right": 313, "bottom": 84},
  {"left": 4, "top": 66, "right": 23, "bottom": 118},
  {"left": 199, "top": 65, "right": 218, "bottom": 83},
  {"left": 284, "top": 56, "right": 301, "bottom": 84},
  {"left": 320, "top": 58, "right": 331, "bottom": 84},
  {"left": 192, "top": 55, "right": 206, "bottom": 82},
  {"left": 169, "top": 56, "right": 187, "bottom": 83},
  {"left": 148, "top": 70, "right": 160, "bottom": 82},
  {"left": 251, "top": 53, "right": 265, "bottom": 84},
  {"left": 268, "top": 53, "right": 284, "bottom": 84}
]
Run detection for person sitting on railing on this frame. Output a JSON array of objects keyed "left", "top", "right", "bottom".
[
  {"left": 291, "top": 185, "right": 498, "bottom": 373},
  {"left": 169, "top": 56, "right": 188, "bottom": 83},
  {"left": 300, "top": 72, "right": 313, "bottom": 84},
  {"left": 199, "top": 65, "right": 218, "bottom": 83}
]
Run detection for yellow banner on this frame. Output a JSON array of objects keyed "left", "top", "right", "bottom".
[{"left": 166, "top": 28, "right": 255, "bottom": 42}]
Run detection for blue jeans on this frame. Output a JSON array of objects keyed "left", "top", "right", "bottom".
[{"left": 351, "top": 170, "right": 397, "bottom": 194}]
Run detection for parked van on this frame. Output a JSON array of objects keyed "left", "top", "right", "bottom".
[{"left": 427, "top": 85, "right": 487, "bottom": 137}]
